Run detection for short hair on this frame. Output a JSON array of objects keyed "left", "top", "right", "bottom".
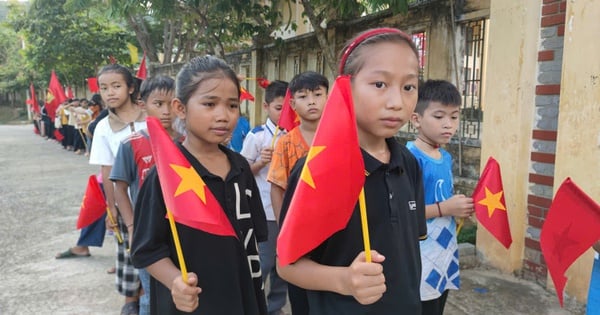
[
  {"left": 175, "top": 55, "right": 240, "bottom": 106},
  {"left": 139, "top": 75, "right": 175, "bottom": 102},
  {"left": 415, "top": 80, "right": 462, "bottom": 114},
  {"left": 289, "top": 71, "right": 329, "bottom": 95},
  {"left": 264, "top": 80, "right": 288, "bottom": 104}
]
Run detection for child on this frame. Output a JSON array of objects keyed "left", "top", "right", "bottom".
[
  {"left": 406, "top": 79, "right": 475, "bottom": 314},
  {"left": 110, "top": 75, "right": 176, "bottom": 315},
  {"left": 267, "top": 71, "right": 329, "bottom": 222},
  {"left": 277, "top": 28, "right": 427, "bottom": 314},
  {"left": 56, "top": 65, "right": 145, "bottom": 261},
  {"left": 240, "top": 80, "right": 289, "bottom": 315},
  {"left": 130, "top": 55, "right": 268, "bottom": 314}
]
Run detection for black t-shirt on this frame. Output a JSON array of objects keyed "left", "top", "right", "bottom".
[
  {"left": 131, "top": 143, "right": 268, "bottom": 315},
  {"left": 280, "top": 137, "right": 427, "bottom": 314}
]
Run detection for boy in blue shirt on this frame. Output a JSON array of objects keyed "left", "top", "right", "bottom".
[{"left": 406, "top": 79, "right": 475, "bottom": 315}]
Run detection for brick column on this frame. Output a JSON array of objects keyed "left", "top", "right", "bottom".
[{"left": 523, "top": 0, "right": 566, "bottom": 282}]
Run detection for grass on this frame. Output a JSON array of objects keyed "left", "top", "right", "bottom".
[{"left": 458, "top": 222, "right": 477, "bottom": 245}]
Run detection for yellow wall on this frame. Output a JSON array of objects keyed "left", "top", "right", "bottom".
[
  {"left": 552, "top": 0, "right": 600, "bottom": 302},
  {"left": 477, "top": 0, "right": 541, "bottom": 272}
]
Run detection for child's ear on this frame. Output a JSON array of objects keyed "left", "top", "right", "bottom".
[
  {"left": 411, "top": 112, "right": 421, "bottom": 129},
  {"left": 171, "top": 98, "right": 186, "bottom": 119},
  {"left": 263, "top": 101, "right": 269, "bottom": 110}
]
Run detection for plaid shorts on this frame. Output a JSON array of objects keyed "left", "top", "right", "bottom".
[{"left": 116, "top": 216, "right": 140, "bottom": 297}]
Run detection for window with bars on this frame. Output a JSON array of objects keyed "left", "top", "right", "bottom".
[{"left": 460, "top": 19, "right": 487, "bottom": 141}]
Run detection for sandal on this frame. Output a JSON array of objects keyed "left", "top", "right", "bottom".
[
  {"left": 120, "top": 301, "right": 139, "bottom": 315},
  {"left": 55, "top": 248, "right": 91, "bottom": 259}
]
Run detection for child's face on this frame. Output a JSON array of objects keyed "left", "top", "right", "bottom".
[
  {"left": 291, "top": 87, "right": 327, "bottom": 123},
  {"left": 351, "top": 41, "right": 419, "bottom": 143},
  {"left": 412, "top": 102, "right": 460, "bottom": 145},
  {"left": 174, "top": 78, "right": 239, "bottom": 146},
  {"left": 142, "top": 89, "right": 175, "bottom": 131},
  {"left": 98, "top": 72, "right": 134, "bottom": 109},
  {"left": 264, "top": 96, "right": 284, "bottom": 125}
]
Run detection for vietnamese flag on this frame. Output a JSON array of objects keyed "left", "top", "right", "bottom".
[
  {"left": 66, "top": 86, "right": 74, "bottom": 99},
  {"left": 473, "top": 157, "right": 512, "bottom": 248},
  {"left": 240, "top": 86, "right": 254, "bottom": 102},
  {"left": 256, "top": 77, "right": 270, "bottom": 89},
  {"left": 540, "top": 178, "right": 600, "bottom": 307},
  {"left": 136, "top": 52, "right": 147, "bottom": 80},
  {"left": 53, "top": 129, "right": 64, "bottom": 142},
  {"left": 277, "top": 89, "right": 300, "bottom": 132},
  {"left": 76, "top": 175, "right": 106, "bottom": 229},
  {"left": 146, "top": 116, "right": 236, "bottom": 237},
  {"left": 27, "top": 83, "right": 41, "bottom": 115},
  {"left": 277, "top": 75, "right": 365, "bottom": 266},
  {"left": 87, "top": 77, "right": 99, "bottom": 93},
  {"left": 46, "top": 70, "right": 67, "bottom": 121}
]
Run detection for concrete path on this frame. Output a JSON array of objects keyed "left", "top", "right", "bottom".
[{"left": 0, "top": 124, "right": 588, "bottom": 314}]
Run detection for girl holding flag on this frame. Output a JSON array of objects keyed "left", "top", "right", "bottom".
[{"left": 131, "top": 55, "right": 267, "bottom": 314}]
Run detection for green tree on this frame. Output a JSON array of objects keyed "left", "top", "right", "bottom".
[
  {"left": 11, "top": 0, "right": 134, "bottom": 89},
  {"left": 0, "top": 1, "right": 29, "bottom": 95},
  {"left": 298, "top": 0, "right": 412, "bottom": 74}
]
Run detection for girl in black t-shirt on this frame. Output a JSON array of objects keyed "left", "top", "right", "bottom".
[{"left": 131, "top": 56, "right": 268, "bottom": 314}]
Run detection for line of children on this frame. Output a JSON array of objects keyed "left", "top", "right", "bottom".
[
  {"left": 406, "top": 79, "right": 475, "bottom": 314},
  {"left": 111, "top": 75, "right": 177, "bottom": 315},
  {"left": 276, "top": 28, "right": 427, "bottom": 314},
  {"left": 240, "top": 79, "right": 290, "bottom": 315},
  {"left": 131, "top": 55, "right": 268, "bottom": 314}
]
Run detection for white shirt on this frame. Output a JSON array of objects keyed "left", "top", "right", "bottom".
[
  {"left": 240, "top": 118, "right": 285, "bottom": 221},
  {"left": 89, "top": 116, "right": 147, "bottom": 166}
]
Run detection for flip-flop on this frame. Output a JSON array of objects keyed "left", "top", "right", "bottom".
[
  {"left": 55, "top": 248, "right": 91, "bottom": 259},
  {"left": 120, "top": 301, "right": 139, "bottom": 315}
]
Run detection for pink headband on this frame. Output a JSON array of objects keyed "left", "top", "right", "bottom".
[{"left": 339, "top": 28, "right": 412, "bottom": 74}]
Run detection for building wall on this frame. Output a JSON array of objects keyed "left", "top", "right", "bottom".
[
  {"left": 477, "top": 0, "right": 541, "bottom": 274},
  {"left": 552, "top": 0, "right": 600, "bottom": 302}
]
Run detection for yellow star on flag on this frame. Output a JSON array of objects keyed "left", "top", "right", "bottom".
[
  {"left": 171, "top": 164, "right": 206, "bottom": 203},
  {"left": 300, "top": 146, "right": 326, "bottom": 189},
  {"left": 478, "top": 186, "right": 506, "bottom": 217},
  {"left": 47, "top": 90, "right": 55, "bottom": 103}
]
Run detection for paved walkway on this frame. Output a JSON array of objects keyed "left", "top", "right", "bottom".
[{"left": 0, "top": 124, "right": 589, "bottom": 314}]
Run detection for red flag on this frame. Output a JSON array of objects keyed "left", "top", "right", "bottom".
[
  {"left": 277, "top": 89, "right": 300, "bottom": 131},
  {"left": 473, "top": 157, "right": 512, "bottom": 248},
  {"left": 87, "top": 77, "right": 99, "bottom": 93},
  {"left": 53, "top": 129, "right": 64, "bottom": 141},
  {"left": 76, "top": 175, "right": 107, "bottom": 229},
  {"left": 146, "top": 116, "right": 236, "bottom": 237},
  {"left": 540, "top": 178, "right": 600, "bottom": 306},
  {"left": 46, "top": 70, "right": 67, "bottom": 121},
  {"left": 66, "top": 86, "right": 74, "bottom": 99},
  {"left": 256, "top": 77, "right": 270, "bottom": 89},
  {"left": 27, "top": 83, "right": 41, "bottom": 114},
  {"left": 136, "top": 52, "right": 147, "bottom": 80},
  {"left": 277, "top": 75, "right": 365, "bottom": 266},
  {"left": 109, "top": 55, "right": 117, "bottom": 64},
  {"left": 240, "top": 86, "right": 254, "bottom": 102}
]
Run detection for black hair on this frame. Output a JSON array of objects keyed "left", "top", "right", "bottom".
[
  {"left": 288, "top": 71, "right": 329, "bottom": 95},
  {"left": 97, "top": 64, "right": 138, "bottom": 103},
  {"left": 175, "top": 55, "right": 240, "bottom": 106},
  {"left": 139, "top": 75, "right": 175, "bottom": 102},
  {"left": 264, "top": 80, "right": 288, "bottom": 104},
  {"left": 90, "top": 94, "right": 103, "bottom": 108},
  {"left": 340, "top": 28, "right": 419, "bottom": 76},
  {"left": 415, "top": 80, "right": 462, "bottom": 114}
]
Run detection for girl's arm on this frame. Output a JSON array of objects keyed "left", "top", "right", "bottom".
[
  {"left": 277, "top": 251, "right": 387, "bottom": 305},
  {"left": 426, "top": 194, "right": 474, "bottom": 219},
  {"left": 146, "top": 258, "right": 202, "bottom": 313}
]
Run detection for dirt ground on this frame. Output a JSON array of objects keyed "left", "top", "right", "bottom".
[{"left": 0, "top": 124, "right": 587, "bottom": 315}]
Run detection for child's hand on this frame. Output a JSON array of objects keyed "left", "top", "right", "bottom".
[
  {"left": 343, "top": 250, "right": 386, "bottom": 305},
  {"left": 171, "top": 272, "right": 202, "bottom": 312},
  {"left": 259, "top": 147, "right": 274, "bottom": 165},
  {"left": 443, "top": 194, "right": 474, "bottom": 218}
]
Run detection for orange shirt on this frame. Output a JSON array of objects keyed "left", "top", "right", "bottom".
[{"left": 267, "top": 127, "right": 309, "bottom": 190}]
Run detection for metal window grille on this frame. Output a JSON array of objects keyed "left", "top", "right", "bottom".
[{"left": 460, "top": 19, "right": 486, "bottom": 140}]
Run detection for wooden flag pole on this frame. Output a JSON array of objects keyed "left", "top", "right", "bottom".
[
  {"left": 167, "top": 209, "right": 189, "bottom": 283},
  {"left": 456, "top": 218, "right": 465, "bottom": 236},
  {"left": 359, "top": 188, "right": 372, "bottom": 262},
  {"left": 270, "top": 127, "right": 281, "bottom": 149},
  {"left": 105, "top": 207, "right": 123, "bottom": 244}
]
